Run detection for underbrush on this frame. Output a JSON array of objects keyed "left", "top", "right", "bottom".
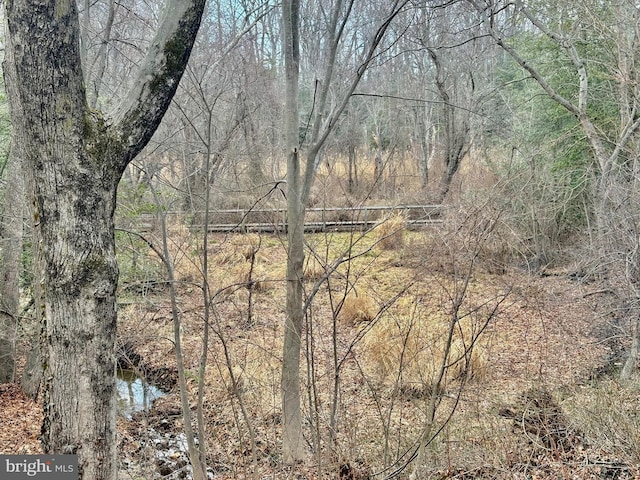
[
  {"left": 563, "top": 378, "right": 640, "bottom": 465},
  {"left": 114, "top": 214, "right": 620, "bottom": 479}
]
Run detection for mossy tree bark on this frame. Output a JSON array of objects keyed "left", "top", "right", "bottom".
[{"left": 4, "top": 0, "right": 205, "bottom": 478}]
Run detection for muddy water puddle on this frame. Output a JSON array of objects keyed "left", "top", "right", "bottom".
[{"left": 116, "top": 368, "right": 165, "bottom": 419}]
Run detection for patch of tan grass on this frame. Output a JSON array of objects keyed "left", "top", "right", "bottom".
[
  {"left": 360, "top": 305, "right": 488, "bottom": 394},
  {"left": 231, "top": 233, "right": 262, "bottom": 261},
  {"left": 204, "top": 234, "right": 280, "bottom": 292},
  {"left": 339, "top": 293, "right": 377, "bottom": 324},
  {"left": 208, "top": 338, "right": 281, "bottom": 408},
  {"left": 374, "top": 213, "right": 406, "bottom": 250}
]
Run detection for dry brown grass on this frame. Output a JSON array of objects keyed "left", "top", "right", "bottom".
[
  {"left": 360, "top": 303, "right": 488, "bottom": 394},
  {"left": 226, "top": 258, "right": 269, "bottom": 292},
  {"left": 339, "top": 292, "right": 377, "bottom": 324},
  {"left": 374, "top": 213, "right": 406, "bottom": 250},
  {"left": 108, "top": 147, "right": 617, "bottom": 478},
  {"left": 203, "top": 234, "right": 280, "bottom": 293},
  {"left": 232, "top": 233, "right": 262, "bottom": 261},
  {"left": 112, "top": 227, "right": 616, "bottom": 479}
]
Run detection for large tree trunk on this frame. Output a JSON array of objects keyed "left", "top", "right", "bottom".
[
  {"left": 5, "top": 0, "right": 205, "bottom": 478},
  {"left": 40, "top": 163, "right": 120, "bottom": 474},
  {"left": 8, "top": 8, "right": 121, "bottom": 473}
]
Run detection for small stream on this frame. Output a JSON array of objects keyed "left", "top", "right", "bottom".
[
  {"left": 116, "top": 368, "right": 165, "bottom": 419},
  {"left": 116, "top": 368, "right": 212, "bottom": 478}
]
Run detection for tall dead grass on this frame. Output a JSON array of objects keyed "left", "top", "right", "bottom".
[
  {"left": 360, "top": 303, "right": 488, "bottom": 395},
  {"left": 374, "top": 213, "right": 406, "bottom": 250},
  {"left": 339, "top": 293, "right": 377, "bottom": 324}
]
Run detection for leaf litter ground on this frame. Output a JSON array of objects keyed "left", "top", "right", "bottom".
[{"left": 1, "top": 230, "right": 637, "bottom": 479}]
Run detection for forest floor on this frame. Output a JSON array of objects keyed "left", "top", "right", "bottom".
[{"left": 2, "top": 227, "right": 640, "bottom": 479}]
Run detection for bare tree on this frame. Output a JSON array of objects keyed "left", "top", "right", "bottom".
[
  {"left": 280, "top": 0, "right": 410, "bottom": 463},
  {"left": 469, "top": 0, "right": 640, "bottom": 379},
  {"left": 412, "top": 2, "right": 497, "bottom": 202}
]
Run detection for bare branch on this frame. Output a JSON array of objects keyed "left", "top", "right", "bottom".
[{"left": 111, "top": 0, "right": 207, "bottom": 170}]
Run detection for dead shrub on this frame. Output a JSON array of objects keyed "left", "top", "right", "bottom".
[
  {"left": 374, "top": 213, "right": 406, "bottom": 250},
  {"left": 361, "top": 307, "right": 488, "bottom": 394},
  {"left": 418, "top": 200, "right": 518, "bottom": 275},
  {"left": 339, "top": 293, "right": 376, "bottom": 324}
]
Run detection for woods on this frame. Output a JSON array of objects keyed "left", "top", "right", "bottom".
[{"left": 2, "top": 0, "right": 640, "bottom": 479}]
